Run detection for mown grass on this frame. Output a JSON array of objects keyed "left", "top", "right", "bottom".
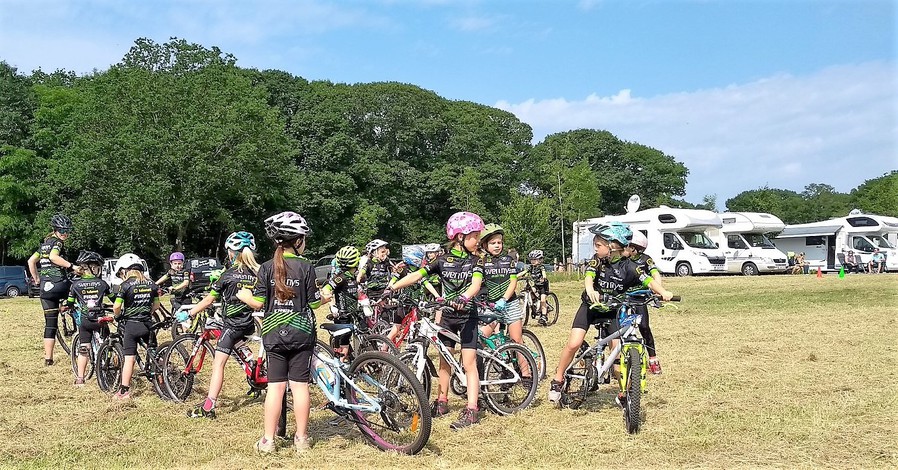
[{"left": 0, "top": 273, "right": 896, "bottom": 469}]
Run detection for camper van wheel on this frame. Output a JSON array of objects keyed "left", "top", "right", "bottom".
[
  {"left": 741, "top": 262, "right": 758, "bottom": 276},
  {"left": 675, "top": 262, "right": 692, "bottom": 277}
]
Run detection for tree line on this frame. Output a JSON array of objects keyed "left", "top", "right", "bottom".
[{"left": 1, "top": 38, "right": 894, "bottom": 269}]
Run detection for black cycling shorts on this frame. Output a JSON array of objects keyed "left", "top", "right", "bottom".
[
  {"left": 77, "top": 319, "right": 106, "bottom": 346},
  {"left": 438, "top": 315, "right": 479, "bottom": 350},
  {"left": 267, "top": 346, "right": 313, "bottom": 383},
  {"left": 122, "top": 320, "right": 157, "bottom": 356},
  {"left": 39, "top": 280, "right": 70, "bottom": 311},
  {"left": 571, "top": 301, "right": 619, "bottom": 335},
  {"left": 216, "top": 323, "right": 255, "bottom": 355},
  {"left": 534, "top": 281, "right": 550, "bottom": 296}
]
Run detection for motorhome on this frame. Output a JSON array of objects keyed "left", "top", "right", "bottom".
[
  {"left": 572, "top": 200, "right": 728, "bottom": 276},
  {"left": 708, "top": 212, "right": 789, "bottom": 275},
  {"left": 772, "top": 211, "right": 898, "bottom": 272}
]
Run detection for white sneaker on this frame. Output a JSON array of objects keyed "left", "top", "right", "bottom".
[
  {"left": 294, "top": 434, "right": 311, "bottom": 453},
  {"left": 547, "top": 379, "right": 564, "bottom": 403},
  {"left": 254, "top": 437, "right": 275, "bottom": 454}
]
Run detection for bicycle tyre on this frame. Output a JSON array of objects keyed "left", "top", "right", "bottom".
[
  {"left": 397, "top": 350, "right": 432, "bottom": 399},
  {"left": 521, "top": 295, "right": 530, "bottom": 327},
  {"left": 96, "top": 341, "right": 123, "bottom": 393},
  {"left": 69, "top": 336, "right": 97, "bottom": 380},
  {"left": 520, "top": 329, "right": 547, "bottom": 381},
  {"left": 358, "top": 333, "right": 399, "bottom": 356},
  {"left": 56, "top": 327, "right": 72, "bottom": 357},
  {"left": 545, "top": 293, "right": 560, "bottom": 326},
  {"left": 347, "top": 351, "right": 432, "bottom": 455},
  {"left": 623, "top": 346, "right": 642, "bottom": 434},
  {"left": 150, "top": 341, "right": 174, "bottom": 400},
  {"left": 481, "top": 343, "right": 538, "bottom": 415},
  {"left": 163, "top": 334, "right": 214, "bottom": 402}
]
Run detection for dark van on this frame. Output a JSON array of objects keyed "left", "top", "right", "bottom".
[{"left": 0, "top": 266, "right": 30, "bottom": 298}]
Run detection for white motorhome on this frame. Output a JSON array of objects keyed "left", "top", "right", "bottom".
[
  {"left": 708, "top": 212, "right": 789, "bottom": 275},
  {"left": 572, "top": 200, "right": 728, "bottom": 276},
  {"left": 772, "top": 211, "right": 898, "bottom": 272}
]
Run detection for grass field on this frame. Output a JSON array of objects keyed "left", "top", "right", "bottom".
[{"left": 1, "top": 274, "right": 896, "bottom": 469}]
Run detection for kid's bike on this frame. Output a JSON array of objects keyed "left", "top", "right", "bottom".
[
  {"left": 519, "top": 279, "right": 559, "bottom": 327},
  {"left": 95, "top": 316, "right": 176, "bottom": 399}
]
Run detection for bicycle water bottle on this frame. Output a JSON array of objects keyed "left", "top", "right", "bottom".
[
  {"left": 312, "top": 355, "right": 335, "bottom": 393},
  {"left": 358, "top": 291, "right": 374, "bottom": 318},
  {"left": 234, "top": 340, "right": 253, "bottom": 362}
]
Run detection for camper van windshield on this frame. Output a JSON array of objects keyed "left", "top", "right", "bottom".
[
  {"left": 869, "top": 235, "right": 894, "bottom": 249},
  {"left": 744, "top": 233, "right": 777, "bottom": 248},
  {"left": 679, "top": 231, "right": 717, "bottom": 249}
]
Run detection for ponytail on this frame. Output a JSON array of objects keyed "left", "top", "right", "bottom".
[
  {"left": 273, "top": 236, "right": 304, "bottom": 302},
  {"left": 125, "top": 269, "right": 147, "bottom": 282},
  {"left": 234, "top": 247, "right": 260, "bottom": 275}
]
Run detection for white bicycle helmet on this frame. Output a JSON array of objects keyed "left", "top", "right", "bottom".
[
  {"left": 365, "top": 239, "right": 388, "bottom": 254},
  {"left": 527, "top": 250, "right": 544, "bottom": 260},
  {"left": 629, "top": 231, "right": 648, "bottom": 251},
  {"left": 114, "top": 253, "right": 144, "bottom": 276},
  {"left": 264, "top": 211, "right": 309, "bottom": 243},
  {"left": 424, "top": 243, "right": 440, "bottom": 253},
  {"left": 225, "top": 231, "right": 257, "bottom": 252}
]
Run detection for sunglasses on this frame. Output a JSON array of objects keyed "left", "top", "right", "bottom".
[{"left": 57, "top": 229, "right": 72, "bottom": 234}]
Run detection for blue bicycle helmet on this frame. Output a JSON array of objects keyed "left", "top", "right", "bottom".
[
  {"left": 588, "top": 222, "right": 633, "bottom": 246},
  {"left": 225, "top": 231, "right": 257, "bottom": 251},
  {"left": 402, "top": 246, "right": 425, "bottom": 268}
]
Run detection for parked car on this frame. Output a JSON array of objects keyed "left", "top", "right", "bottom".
[
  {"left": 101, "top": 257, "right": 152, "bottom": 288},
  {"left": 0, "top": 266, "right": 30, "bottom": 298},
  {"left": 314, "top": 255, "right": 335, "bottom": 287}
]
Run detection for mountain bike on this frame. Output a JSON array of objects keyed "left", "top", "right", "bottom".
[
  {"left": 559, "top": 290, "right": 680, "bottom": 433},
  {"left": 95, "top": 316, "right": 176, "bottom": 399},
  {"left": 474, "top": 300, "right": 547, "bottom": 381},
  {"left": 161, "top": 312, "right": 268, "bottom": 401},
  {"left": 398, "top": 302, "right": 538, "bottom": 415},
  {"left": 519, "top": 279, "right": 559, "bottom": 327},
  {"left": 69, "top": 307, "right": 114, "bottom": 380},
  {"left": 312, "top": 328, "right": 432, "bottom": 455}
]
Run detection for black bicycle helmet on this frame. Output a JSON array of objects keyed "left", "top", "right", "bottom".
[
  {"left": 75, "top": 250, "right": 104, "bottom": 265},
  {"left": 50, "top": 214, "right": 74, "bottom": 231}
]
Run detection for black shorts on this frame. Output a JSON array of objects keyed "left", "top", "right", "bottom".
[
  {"left": 438, "top": 315, "right": 479, "bottom": 350},
  {"left": 39, "top": 280, "right": 70, "bottom": 311},
  {"left": 77, "top": 319, "right": 106, "bottom": 346},
  {"left": 216, "top": 323, "right": 255, "bottom": 355},
  {"left": 267, "top": 346, "right": 313, "bottom": 383},
  {"left": 121, "top": 320, "right": 157, "bottom": 356},
  {"left": 534, "top": 281, "right": 550, "bottom": 296},
  {"left": 571, "top": 301, "right": 619, "bottom": 335}
]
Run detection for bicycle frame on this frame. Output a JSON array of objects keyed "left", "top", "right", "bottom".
[
  {"left": 311, "top": 350, "right": 382, "bottom": 414},
  {"left": 178, "top": 315, "right": 268, "bottom": 388}
]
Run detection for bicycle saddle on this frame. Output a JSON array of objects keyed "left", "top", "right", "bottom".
[{"left": 320, "top": 322, "right": 355, "bottom": 336}]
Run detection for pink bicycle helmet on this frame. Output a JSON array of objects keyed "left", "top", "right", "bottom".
[{"left": 446, "top": 211, "right": 485, "bottom": 239}]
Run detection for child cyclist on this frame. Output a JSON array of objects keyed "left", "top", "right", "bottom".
[
  {"left": 359, "top": 239, "right": 402, "bottom": 339},
  {"left": 478, "top": 224, "right": 533, "bottom": 388},
  {"left": 66, "top": 250, "right": 114, "bottom": 386},
  {"left": 155, "top": 252, "right": 189, "bottom": 312},
  {"left": 112, "top": 253, "right": 161, "bottom": 400},
  {"left": 419, "top": 243, "right": 443, "bottom": 301},
  {"left": 520, "top": 250, "right": 550, "bottom": 324},
  {"left": 624, "top": 230, "right": 664, "bottom": 374},
  {"left": 27, "top": 214, "right": 77, "bottom": 366},
  {"left": 239, "top": 211, "right": 320, "bottom": 454},
  {"left": 178, "top": 231, "right": 260, "bottom": 419},
  {"left": 547, "top": 222, "right": 674, "bottom": 406},
  {"left": 320, "top": 245, "right": 363, "bottom": 359},
  {"left": 384, "top": 212, "right": 485, "bottom": 430}
]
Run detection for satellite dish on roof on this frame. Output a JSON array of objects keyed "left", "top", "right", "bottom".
[
  {"left": 626, "top": 195, "right": 641, "bottom": 214},
  {"left": 848, "top": 208, "right": 862, "bottom": 216}
]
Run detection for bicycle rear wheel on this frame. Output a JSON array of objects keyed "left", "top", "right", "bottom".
[
  {"left": 520, "top": 329, "right": 547, "bottom": 381},
  {"left": 69, "top": 336, "right": 97, "bottom": 380},
  {"left": 358, "top": 333, "right": 399, "bottom": 356},
  {"left": 163, "top": 335, "right": 214, "bottom": 401},
  {"left": 55, "top": 316, "right": 73, "bottom": 356},
  {"left": 96, "top": 341, "right": 123, "bottom": 393},
  {"left": 561, "top": 348, "right": 594, "bottom": 409},
  {"left": 623, "top": 346, "right": 643, "bottom": 433},
  {"left": 347, "top": 351, "right": 432, "bottom": 455},
  {"left": 149, "top": 341, "right": 174, "bottom": 400},
  {"left": 481, "top": 343, "right": 538, "bottom": 415},
  {"left": 545, "top": 293, "right": 560, "bottom": 326}
]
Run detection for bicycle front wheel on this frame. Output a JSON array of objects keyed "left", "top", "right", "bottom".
[
  {"left": 358, "top": 333, "right": 399, "bottom": 355},
  {"left": 520, "top": 329, "right": 547, "bottom": 381},
  {"left": 96, "top": 341, "right": 123, "bottom": 393},
  {"left": 163, "top": 335, "right": 214, "bottom": 402},
  {"left": 623, "top": 346, "right": 643, "bottom": 434},
  {"left": 481, "top": 343, "right": 538, "bottom": 415},
  {"left": 347, "top": 351, "right": 432, "bottom": 455},
  {"left": 69, "top": 336, "right": 97, "bottom": 380},
  {"left": 56, "top": 326, "right": 72, "bottom": 357},
  {"left": 545, "top": 293, "right": 560, "bottom": 326}
]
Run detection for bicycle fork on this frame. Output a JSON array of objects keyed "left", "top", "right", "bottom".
[{"left": 618, "top": 342, "right": 648, "bottom": 395}]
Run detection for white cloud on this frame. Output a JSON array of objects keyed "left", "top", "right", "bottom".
[
  {"left": 450, "top": 15, "right": 495, "bottom": 32},
  {"left": 495, "top": 61, "right": 898, "bottom": 205},
  {"left": 578, "top": 0, "right": 602, "bottom": 11}
]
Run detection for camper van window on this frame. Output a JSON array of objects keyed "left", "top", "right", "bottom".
[
  {"left": 679, "top": 231, "right": 717, "bottom": 249},
  {"left": 658, "top": 214, "right": 678, "bottom": 224},
  {"left": 853, "top": 237, "right": 876, "bottom": 253},
  {"left": 846, "top": 217, "right": 878, "bottom": 227},
  {"left": 868, "top": 235, "right": 894, "bottom": 249},
  {"left": 745, "top": 233, "right": 776, "bottom": 248},
  {"left": 663, "top": 233, "right": 682, "bottom": 250},
  {"left": 806, "top": 236, "right": 825, "bottom": 246},
  {"left": 727, "top": 235, "right": 748, "bottom": 249}
]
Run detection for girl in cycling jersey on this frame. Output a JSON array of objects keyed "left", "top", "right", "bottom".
[
  {"left": 155, "top": 252, "right": 189, "bottom": 312},
  {"left": 180, "top": 232, "right": 260, "bottom": 419},
  {"left": 67, "top": 250, "right": 113, "bottom": 386},
  {"left": 320, "top": 246, "right": 363, "bottom": 359},
  {"left": 478, "top": 224, "right": 532, "bottom": 386},
  {"left": 112, "top": 253, "right": 161, "bottom": 400},
  {"left": 240, "top": 212, "right": 320, "bottom": 454},
  {"left": 27, "top": 214, "right": 77, "bottom": 366},
  {"left": 386, "top": 212, "right": 485, "bottom": 430},
  {"left": 359, "top": 239, "right": 401, "bottom": 340},
  {"left": 525, "top": 250, "right": 550, "bottom": 324},
  {"left": 547, "top": 222, "right": 673, "bottom": 407},
  {"left": 624, "top": 231, "right": 664, "bottom": 374},
  {"left": 420, "top": 243, "right": 443, "bottom": 301}
]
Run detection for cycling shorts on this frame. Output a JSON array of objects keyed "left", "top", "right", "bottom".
[
  {"left": 571, "top": 301, "right": 619, "bottom": 335},
  {"left": 122, "top": 320, "right": 157, "bottom": 356},
  {"left": 216, "top": 323, "right": 255, "bottom": 356},
  {"left": 438, "top": 314, "right": 478, "bottom": 350},
  {"left": 267, "top": 346, "right": 313, "bottom": 383}
]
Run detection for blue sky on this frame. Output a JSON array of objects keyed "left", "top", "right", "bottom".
[{"left": 1, "top": 0, "right": 895, "bottom": 210}]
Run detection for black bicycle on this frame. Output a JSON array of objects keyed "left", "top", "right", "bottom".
[{"left": 95, "top": 316, "right": 176, "bottom": 399}]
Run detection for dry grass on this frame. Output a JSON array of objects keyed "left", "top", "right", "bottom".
[{"left": 0, "top": 273, "right": 896, "bottom": 469}]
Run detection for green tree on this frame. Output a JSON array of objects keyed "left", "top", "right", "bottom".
[
  {"left": 500, "top": 191, "right": 555, "bottom": 258},
  {"left": 849, "top": 171, "right": 898, "bottom": 217},
  {"left": 0, "top": 62, "right": 36, "bottom": 148},
  {"left": 0, "top": 146, "right": 43, "bottom": 261}
]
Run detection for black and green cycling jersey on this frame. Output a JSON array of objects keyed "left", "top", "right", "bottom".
[
  {"left": 252, "top": 253, "right": 321, "bottom": 340},
  {"left": 115, "top": 278, "right": 160, "bottom": 322},
  {"left": 525, "top": 263, "right": 548, "bottom": 286},
  {"left": 480, "top": 253, "right": 518, "bottom": 302},
  {"left": 582, "top": 255, "right": 653, "bottom": 303},
  {"left": 359, "top": 257, "right": 392, "bottom": 295},
  {"left": 627, "top": 253, "right": 661, "bottom": 292},
  {"left": 67, "top": 274, "right": 114, "bottom": 319},
  {"left": 417, "top": 248, "right": 483, "bottom": 313},
  {"left": 33, "top": 236, "right": 67, "bottom": 283},
  {"left": 210, "top": 265, "right": 257, "bottom": 328},
  {"left": 323, "top": 271, "right": 361, "bottom": 320}
]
